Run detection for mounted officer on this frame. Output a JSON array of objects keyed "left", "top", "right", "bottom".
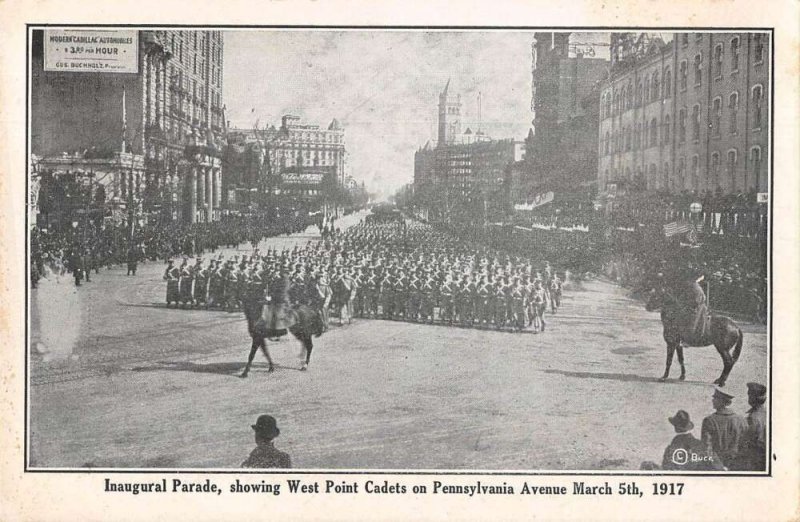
[
  {"left": 659, "top": 266, "right": 709, "bottom": 345},
  {"left": 260, "top": 264, "right": 297, "bottom": 337}
]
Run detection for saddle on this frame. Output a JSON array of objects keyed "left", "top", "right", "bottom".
[
  {"left": 256, "top": 303, "right": 298, "bottom": 335},
  {"left": 680, "top": 306, "right": 712, "bottom": 346}
]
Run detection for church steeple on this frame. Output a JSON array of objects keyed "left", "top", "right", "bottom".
[{"left": 438, "top": 79, "right": 461, "bottom": 147}]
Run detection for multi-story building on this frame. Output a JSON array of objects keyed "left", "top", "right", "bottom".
[
  {"left": 527, "top": 32, "right": 610, "bottom": 194},
  {"left": 414, "top": 82, "right": 524, "bottom": 224},
  {"left": 226, "top": 115, "right": 346, "bottom": 212},
  {"left": 31, "top": 29, "right": 226, "bottom": 225},
  {"left": 598, "top": 32, "right": 770, "bottom": 196}
]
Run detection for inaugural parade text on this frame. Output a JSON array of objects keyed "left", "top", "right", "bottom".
[{"left": 104, "top": 477, "right": 682, "bottom": 498}]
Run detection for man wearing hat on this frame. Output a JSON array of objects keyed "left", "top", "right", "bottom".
[
  {"left": 733, "top": 382, "right": 767, "bottom": 471},
  {"left": 701, "top": 387, "right": 748, "bottom": 469},
  {"left": 241, "top": 415, "right": 292, "bottom": 469},
  {"left": 662, "top": 410, "right": 724, "bottom": 471}
]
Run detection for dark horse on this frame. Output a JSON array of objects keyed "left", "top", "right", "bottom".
[
  {"left": 646, "top": 287, "right": 743, "bottom": 386},
  {"left": 241, "top": 301, "right": 324, "bottom": 377}
]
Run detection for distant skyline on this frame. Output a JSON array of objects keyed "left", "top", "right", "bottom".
[{"left": 223, "top": 30, "right": 544, "bottom": 199}]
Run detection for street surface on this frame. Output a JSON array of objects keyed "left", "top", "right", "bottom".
[{"left": 29, "top": 212, "right": 768, "bottom": 470}]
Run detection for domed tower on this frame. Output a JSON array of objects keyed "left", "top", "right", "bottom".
[{"left": 437, "top": 79, "right": 461, "bottom": 146}]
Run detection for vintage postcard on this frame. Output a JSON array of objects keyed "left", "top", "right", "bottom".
[{"left": 1, "top": 1, "right": 798, "bottom": 520}]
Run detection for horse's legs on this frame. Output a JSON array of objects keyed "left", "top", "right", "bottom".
[
  {"left": 241, "top": 337, "right": 260, "bottom": 378},
  {"left": 258, "top": 337, "right": 275, "bottom": 372},
  {"left": 713, "top": 343, "right": 734, "bottom": 387},
  {"left": 660, "top": 342, "right": 677, "bottom": 381},
  {"left": 676, "top": 344, "right": 686, "bottom": 381},
  {"left": 300, "top": 336, "right": 313, "bottom": 371}
]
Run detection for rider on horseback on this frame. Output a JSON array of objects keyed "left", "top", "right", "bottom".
[
  {"left": 659, "top": 265, "right": 710, "bottom": 345},
  {"left": 261, "top": 264, "right": 297, "bottom": 337}
]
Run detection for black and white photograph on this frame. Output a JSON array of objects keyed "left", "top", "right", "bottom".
[{"left": 25, "top": 26, "right": 772, "bottom": 475}]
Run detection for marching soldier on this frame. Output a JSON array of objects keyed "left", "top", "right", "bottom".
[
  {"left": 163, "top": 259, "right": 180, "bottom": 307},
  {"left": 193, "top": 258, "right": 209, "bottom": 308},
  {"left": 179, "top": 259, "right": 194, "bottom": 308}
]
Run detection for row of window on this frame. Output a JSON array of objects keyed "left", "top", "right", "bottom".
[
  {"left": 603, "top": 146, "right": 763, "bottom": 192},
  {"left": 602, "top": 85, "right": 764, "bottom": 155},
  {"left": 602, "top": 35, "right": 767, "bottom": 119}
]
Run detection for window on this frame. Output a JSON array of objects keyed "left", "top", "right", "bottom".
[
  {"left": 682, "top": 34, "right": 689, "bottom": 47},
  {"left": 651, "top": 71, "right": 660, "bottom": 101},
  {"left": 692, "top": 104, "right": 701, "bottom": 141},
  {"left": 727, "top": 149, "right": 738, "bottom": 192},
  {"left": 691, "top": 155, "right": 700, "bottom": 191},
  {"left": 643, "top": 122, "right": 648, "bottom": 147},
  {"left": 729, "top": 92, "right": 739, "bottom": 134},
  {"left": 678, "top": 108, "right": 687, "bottom": 143},
  {"left": 753, "top": 34, "right": 764, "bottom": 63},
  {"left": 714, "top": 44, "right": 723, "bottom": 78},
  {"left": 663, "top": 68, "right": 671, "bottom": 98},
  {"left": 663, "top": 162, "right": 670, "bottom": 190},
  {"left": 696, "top": 33, "right": 703, "bottom": 42},
  {"left": 710, "top": 152, "right": 721, "bottom": 191},
  {"left": 712, "top": 97, "right": 722, "bottom": 136},
  {"left": 650, "top": 118, "right": 658, "bottom": 147},
  {"left": 636, "top": 81, "right": 643, "bottom": 106},
  {"left": 663, "top": 114, "right": 671, "bottom": 144},
  {"left": 750, "top": 146, "right": 762, "bottom": 190},
  {"left": 644, "top": 77, "right": 650, "bottom": 104},
  {"left": 679, "top": 61, "right": 688, "bottom": 91},
  {"left": 604, "top": 131, "right": 609, "bottom": 155},
  {"left": 752, "top": 85, "right": 763, "bottom": 129},
  {"left": 694, "top": 54, "right": 703, "bottom": 86},
  {"left": 730, "top": 37, "right": 740, "bottom": 71},
  {"left": 678, "top": 157, "right": 686, "bottom": 190},
  {"left": 618, "top": 89, "right": 624, "bottom": 112}
]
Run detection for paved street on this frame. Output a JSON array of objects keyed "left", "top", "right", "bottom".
[{"left": 29, "top": 216, "right": 767, "bottom": 470}]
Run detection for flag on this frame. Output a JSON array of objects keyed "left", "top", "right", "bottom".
[{"left": 663, "top": 221, "right": 691, "bottom": 237}]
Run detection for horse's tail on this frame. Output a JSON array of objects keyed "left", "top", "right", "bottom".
[{"left": 732, "top": 326, "right": 744, "bottom": 363}]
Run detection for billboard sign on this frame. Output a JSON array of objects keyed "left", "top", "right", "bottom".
[{"left": 44, "top": 30, "right": 139, "bottom": 73}]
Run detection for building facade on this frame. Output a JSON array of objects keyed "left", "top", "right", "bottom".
[
  {"left": 414, "top": 82, "right": 524, "bottom": 224},
  {"left": 31, "top": 29, "right": 226, "bottom": 226},
  {"left": 226, "top": 115, "right": 346, "bottom": 212},
  {"left": 598, "top": 32, "right": 770, "bottom": 196},
  {"left": 528, "top": 32, "right": 609, "bottom": 195}
]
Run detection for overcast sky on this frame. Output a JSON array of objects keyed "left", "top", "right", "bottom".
[
  {"left": 223, "top": 30, "right": 535, "bottom": 198},
  {"left": 223, "top": 30, "right": 611, "bottom": 199}
]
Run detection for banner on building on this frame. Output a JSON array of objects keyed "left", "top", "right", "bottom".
[
  {"left": 282, "top": 172, "right": 325, "bottom": 185},
  {"left": 513, "top": 191, "right": 554, "bottom": 211},
  {"left": 44, "top": 30, "right": 139, "bottom": 73}
]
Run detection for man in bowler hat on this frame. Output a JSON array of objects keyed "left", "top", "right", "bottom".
[
  {"left": 701, "top": 387, "right": 747, "bottom": 469},
  {"left": 241, "top": 415, "right": 291, "bottom": 469},
  {"left": 662, "top": 410, "right": 724, "bottom": 471}
]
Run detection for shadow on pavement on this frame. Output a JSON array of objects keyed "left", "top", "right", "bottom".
[
  {"left": 131, "top": 360, "right": 302, "bottom": 377},
  {"left": 542, "top": 368, "right": 710, "bottom": 386}
]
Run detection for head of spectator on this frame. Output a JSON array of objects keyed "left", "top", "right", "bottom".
[
  {"left": 712, "top": 387, "right": 735, "bottom": 410},
  {"left": 746, "top": 382, "right": 767, "bottom": 409},
  {"left": 668, "top": 409, "right": 694, "bottom": 434}
]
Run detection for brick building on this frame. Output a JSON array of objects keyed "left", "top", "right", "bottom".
[
  {"left": 598, "top": 32, "right": 770, "bottom": 196},
  {"left": 31, "top": 29, "right": 226, "bottom": 225},
  {"left": 527, "top": 32, "right": 609, "bottom": 195}
]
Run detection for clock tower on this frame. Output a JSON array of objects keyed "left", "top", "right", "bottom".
[{"left": 437, "top": 79, "right": 462, "bottom": 146}]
